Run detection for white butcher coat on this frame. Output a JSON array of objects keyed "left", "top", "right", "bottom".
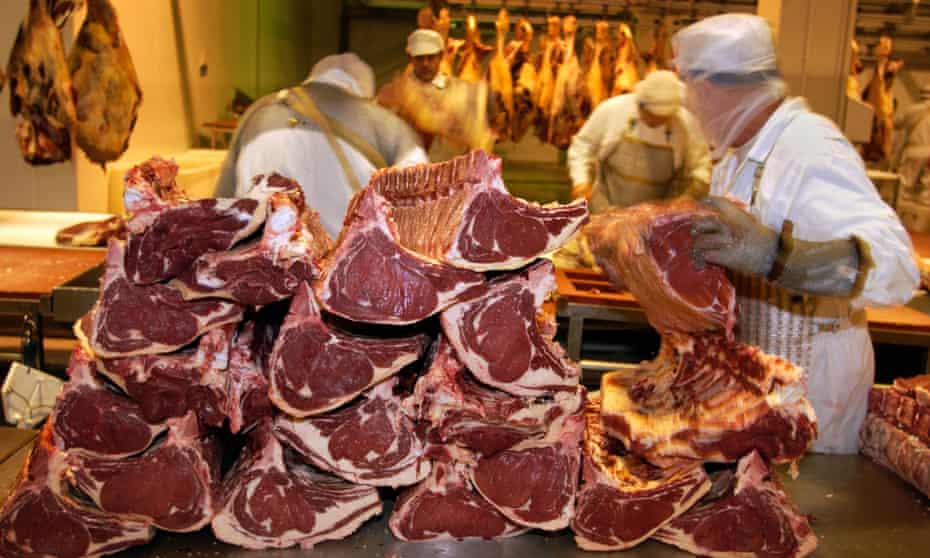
[{"left": 712, "top": 98, "right": 919, "bottom": 454}]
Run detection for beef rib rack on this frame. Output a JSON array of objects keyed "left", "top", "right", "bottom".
[
  {"left": 123, "top": 160, "right": 297, "bottom": 285},
  {"left": 172, "top": 189, "right": 333, "bottom": 306},
  {"left": 441, "top": 259, "right": 580, "bottom": 396},
  {"left": 585, "top": 199, "right": 736, "bottom": 335},
  {"left": 0, "top": 424, "right": 155, "bottom": 558},
  {"left": 600, "top": 333, "right": 817, "bottom": 467},
  {"left": 95, "top": 325, "right": 233, "bottom": 427},
  {"left": 388, "top": 461, "right": 527, "bottom": 541},
  {"left": 406, "top": 337, "right": 584, "bottom": 458},
  {"left": 52, "top": 349, "right": 166, "bottom": 458},
  {"left": 268, "top": 282, "right": 429, "bottom": 416},
  {"left": 314, "top": 187, "right": 486, "bottom": 325},
  {"left": 653, "top": 451, "right": 818, "bottom": 558},
  {"left": 76, "top": 241, "right": 243, "bottom": 358},
  {"left": 571, "top": 393, "right": 710, "bottom": 551},
  {"left": 274, "top": 377, "right": 430, "bottom": 487},
  {"left": 469, "top": 411, "right": 584, "bottom": 531},
  {"left": 368, "top": 150, "right": 588, "bottom": 271},
  {"left": 211, "top": 419, "right": 382, "bottom": 550},
  {"left": 66, "top": 412, "right": 221, "bottom": 533}
]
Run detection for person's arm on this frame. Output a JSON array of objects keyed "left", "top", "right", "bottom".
[
  {"left": 567, "top": 102, "right": 609, "bottom": 199},
  {"left": 373, "top": 106, "right": 429, "bottom": 168}
]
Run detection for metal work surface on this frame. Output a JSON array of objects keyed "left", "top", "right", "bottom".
[{"left": 96, "top": 454, "right": 929, "bottom": 558}]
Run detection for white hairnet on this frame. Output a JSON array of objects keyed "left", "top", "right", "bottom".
[
  {"left": 407, "top": 29, "right": 443, "bottom": 57},
  {"left": 672, "top": 14, "right": 787, "bottom": 159},
  {"left": 305, "top": 53, "right": 376, "bottom": 99},
  {"left": 634, "top": 70, "right": 683, "bottom": 117}
]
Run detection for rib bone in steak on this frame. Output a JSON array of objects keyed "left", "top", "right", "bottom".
[
  {"left": 441, "top": 260, "right": 580, "bottom": 396},
  {"left": 469, "top": 410, "right": 583, "bottom": 531},
  {"left": 653, "top": 450, "right": 818, "bottom": 558},
  {"left": 53, "top": 349, "right": 166, "bottom": 458},
  {"left": 369, "top": 150, "right": 588, "bottom": 271},
  {"left": 388, "top": 461, "right": 527, "bottom": 541},
  {"left": 225, "top": 322, "right": 274, "bottom": 434},
  {"left": 123, "top": 161, "right": 298, "bottom": 284},
  {"left": 0, "top": 424, "right": 155, "bottom": 558},
  {"left": 269, "top": 282, "right": 429, "bottom": 416},
  {"left": 600, "top": 333, "right": 817, "bottom": 466},
  {"left": 66, "top": 412, "right": 221, "bottom": 532},
  {"left": 211, "top": 419, "right": 382, "bottom": 550},
  {"left": 172, "top": 188, "right": 333, "bottom": 306},
  {"left": 76, "top": 241, "right": 243, "bottom": 358},
  {"left": 586, "top": 199, "right": 736, "bottom": 335},
  {"left": 96, "top": 325, "right": 233, "bottom": 427},
  {"left": 406, "top": 337, "right": 584, "bottom": 457},
  {"left": 860, "top": 413, "right": 930, "bottom": 498},
  {"left": 274, "top": 377, "right": 430, "bottom": 487},
  {"left": 314, "top": 187, "right": 486, "bottom": 324},
  {"left": 571, "top": 393, "right": 710, "bottom": 551}
]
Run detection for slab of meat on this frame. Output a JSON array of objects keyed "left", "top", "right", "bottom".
[
  {"left": 369, "top": 150, "right": 589, "bottom": 272},
  {"left": 274, "top": 377, "right": 430, "bottom": 487},
  {"left": 53, "top": 349, "right": 166, "bottom": 458},
  {"left": 68, "top": 0, "right": 142, "bottom": 166},
  {"left": 66, "top": 413, "right": 221, "bottom": 532},
  {"left": 586, "top": 199, "right": 736, "bottom": 335},
  {"left": 547, "top": 16, "right": 583, "bottom": 149},
  {"left": 96, "top": 325, "right": 232, "bottom": 427},
  {"left": 269, "top": 282, "right": 428, "bottom": 416},
  {"left": 388, "top": 461, "right": 527, "bottom": 541},
  {"left": 76, "top": 241, "right": 243, "bottom": 357},
  {"left": 123, "top": 162, "right": 297, "bottom": 285},
  {"left": 611, "top": 23, "right": 640, "bottom": 96},
  {"left": 55, "top": 215, "right": 126, "bottom": 247},
  {"left": 172, "top": 190, "right": 333, "bottom": 306},
  {"left": 509, "top": 18, "right": 537, "bottom": 142},
  {"left": 581, "top": 21, "right": 610, "bottom": 116},
  {"left": 488, "top": 9, "right": 514, "bottom": 140},
  {"left": 441, "top": 260, "right": 581, "bottom": 396},
  {"left": 892, "top": 374, "right": 930, "bottom": 409},
  {"left": 533, "top": 15, "right": 562, "bottom": 137},
  {"left": 0, "top": 424, "right": 154, "bottom": 558},
  {"left": 457, "top": 14, "right": 493, "bottom": 83},
  {"left": 211, "top": 420, "right": 382, "bottom": 550},
  {"left": 869, "top": 384, "right": 930, "bottom": 442},
  {"left": 314, "top": 187, "right": 486, "bottom": 325},
  {"left": 469, "top": 411, "right": 583, "bottom": 531},
  {"left": 406, "top": 337, "right": 584, "bottom": 458},
  {"left": 571, "top": 393, "right": 710, "bottom": 551},
  {"left": 225, "top": 322, "right": 274, "bottom": 434},
  {"left": 5, "top": 0, "right": 76, "bottom": 164},
  {"left": 860, "top": 414, "right": 930, "bottom": 498},
  {"left": 654, "top": 451, "right": 818, "bottom": 558},
  {"left": 600, "top": 333, "right": 817, "bottom": 467}
]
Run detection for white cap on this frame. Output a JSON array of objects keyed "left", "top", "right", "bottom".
[
  {"left": 305, "top": 53, "right": 375, "bottom": 99},
  {"left": 634, "top": 71, "right": 683, "bottom": 117},
  {"left": 672, "top": 14, "right": 779, "bottom": 84},
  {"left": 407, "top": 29, "right": 443, "bottom": 57}
]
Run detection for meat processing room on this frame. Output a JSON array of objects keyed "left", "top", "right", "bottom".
[{"left": 2, "top": 0, "right": 930, "bottom": 556}]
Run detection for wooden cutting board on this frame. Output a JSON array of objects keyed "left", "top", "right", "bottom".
[{"left": 0, "top": 246, "right": 103, "bottom": 299}]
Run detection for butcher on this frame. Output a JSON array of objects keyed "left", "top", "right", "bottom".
[
  {"left": 567, "top": 70, "right": 711, "bottom": 211},
  {"left": 678, "top": 14, "right": 919, "bottom": 454},
  {"left": 214, "top": 53, "right": 427, "bottom": 237},
  {"left": 893, "top": 83, "right": 930, "bottom": 204}
]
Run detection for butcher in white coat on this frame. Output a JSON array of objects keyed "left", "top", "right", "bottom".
[
  {"left": 215, "top": 53, "right": 428, "bottom": 237},
  {"left": 677, "top": 14, "right": 919, "bottom": 454}
]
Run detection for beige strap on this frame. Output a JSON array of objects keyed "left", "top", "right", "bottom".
[{"left": 287, "top": 87, "right": 388, "bottom": 192}]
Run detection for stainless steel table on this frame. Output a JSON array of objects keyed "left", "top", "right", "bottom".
[{"left": 106, "top": 454, "right": 927, "bottom": 558}]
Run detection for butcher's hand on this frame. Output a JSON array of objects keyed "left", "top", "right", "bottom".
[
  {"left": 690, "top": 196, "right": 778, "bottom": 276},
  {"left": 571, "top": 183, "right": 594, "bottom": 201}
]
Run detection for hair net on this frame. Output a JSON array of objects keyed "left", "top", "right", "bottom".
[
  {"left": 634, "top": 70, "right": 683, "bottom": 117},
  {"left": 672, "top": 14, "right": 787, "bottom": 159},
  {"left": 407, "top": 29, "right": 443, "bottom": 57},
  {"left": 305, "top": 53, "right": 376, "bottom": 99}
]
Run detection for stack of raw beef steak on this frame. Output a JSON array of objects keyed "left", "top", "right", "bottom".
[
  {"left": 860, "top": 375, "right": 930, "bottom": 497},
  {"left": 0, "top": 151, "right": 596, "bottom": 556}
]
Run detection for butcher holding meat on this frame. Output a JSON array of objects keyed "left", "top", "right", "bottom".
[
  {"left": 567, "top": 70, "right": 711, "bottom": 212},
  {"left": 678, "top": 14, "right": 919, "bottom": 453}
]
